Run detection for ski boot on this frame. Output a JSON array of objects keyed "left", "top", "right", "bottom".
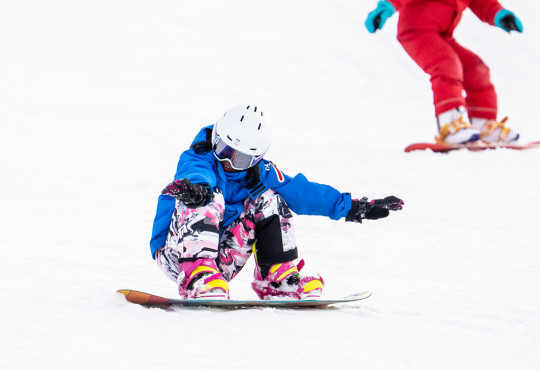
[
  {"left": 436, "top": 107, "right": 480, "bottom": 144},
  {"left": 471, "top": 117, "right": 520, "bottom": 143},
  {"left": 252, "top": 259, "right": 324, "bottom": 300},
  {"left": 177, "top": 259, "right": 229, "bottom": 299}
]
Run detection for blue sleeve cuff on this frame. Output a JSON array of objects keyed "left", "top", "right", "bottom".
[{"left": 379, "top": 1, "right": 395, "bottom": 15}]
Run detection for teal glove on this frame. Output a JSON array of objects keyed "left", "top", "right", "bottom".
[
  {"left": 365, "top": 1, "right": 396, "bottom": 33},
  {"left": 494, "top": 9, "right": 523, "bottom": 33}
]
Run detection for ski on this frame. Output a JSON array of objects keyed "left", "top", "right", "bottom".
[
  {"left": 117, "top": 289, "right": 371, "bottom": 309},
  {"left": 404, "top": 140, "right": 540, "bottom": 153}
]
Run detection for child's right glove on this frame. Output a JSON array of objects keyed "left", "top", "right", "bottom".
[
  {"left": 345, "top": 196, "right": 403, "bottom": 223},
  {"left": 365, "top": 1, "right": 396, "bottom": 33},
  {"left": 162, "top": 178, "right": 212, "bottom": 209}
]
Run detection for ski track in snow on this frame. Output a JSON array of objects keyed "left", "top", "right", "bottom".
[{"left": 1, "top": 1, "right": 539, "bottom": 369}]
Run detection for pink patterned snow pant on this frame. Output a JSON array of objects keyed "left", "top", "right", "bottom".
[{"left": 155, "top": 189, "right": 298, "bottom": 283}]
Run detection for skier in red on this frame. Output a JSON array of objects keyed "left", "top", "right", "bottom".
[{"left": 365, "top": 0, "right": 523, "bottom": 144}]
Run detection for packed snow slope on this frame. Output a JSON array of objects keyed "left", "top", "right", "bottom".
[{"left": 1, "top": 1, "right": 539, "bottom": 369}]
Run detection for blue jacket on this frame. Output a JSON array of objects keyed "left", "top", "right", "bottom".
[{"left": 149, "top": 125, "right": 352, "bottom": 258}]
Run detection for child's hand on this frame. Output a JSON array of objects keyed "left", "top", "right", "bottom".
[
  {"left": 345, "top": 196, "right": 404, "bottom": 223},
  {"left": 494, "top": 9, "right": 523, "bottom": 33},
  {"left": 365, "top": 1, "right": 396, "bottom": 33},
  {"left": 162, "top": 179, "right": 212, "bottom": 209}
]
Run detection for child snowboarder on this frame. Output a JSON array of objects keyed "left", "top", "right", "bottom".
[
  {"left": 365, "top": 0, "right": 523, "bottom": 144},
  {"left": 150, "top": 104, "right": 404, "bottom": 300}
]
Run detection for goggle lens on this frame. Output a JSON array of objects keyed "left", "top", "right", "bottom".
[{"left": 214, "top": 137, "right": 260, "bottom": 170}]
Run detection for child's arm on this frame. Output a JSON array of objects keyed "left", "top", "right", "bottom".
[
  {"left": 149, "top": 127, "right": 217, "bottom": 258},
  {"left": 261, "top": 161, "right": 403, "bottom": 221},
  {"left": 469, "top": 0, "right": 523, "bottom": 32},
  {"left": 468, "top": 0, "right": 503, "bottom": 25}
]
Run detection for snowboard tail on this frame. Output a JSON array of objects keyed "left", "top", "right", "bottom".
[
  {"left": 404, "top": 140, "right": 540, "bottom": 153},
  {"left": 117, "top": 289, "right": 371, "bottom": 309}
]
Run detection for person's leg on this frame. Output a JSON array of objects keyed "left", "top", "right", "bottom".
[
  {"left": 396, "top": 3, "right": 480, "bottom": 144},
  {"left": 449, "top": 39, "right": 497, "bottom": 119},
  {"left": 215, "top": 188, "right": 298, "bottom": 282},
  {"left": 216, "top": 211, "right": 256, "bottom": 282},
  {"left": 399, "top": 30, "right": 466, "bottom": 115},
  {"left": 234, "top": 189, "right": 323, "bottom": 299},
  {"left": 156, "top": 190, "right": 229, "bottom": 299},
  {"left": 449, "top": 40, "right": 519, "bottom": 142},
  {"left": 397, "top": 3, "right": 465, "bottom": 115}
]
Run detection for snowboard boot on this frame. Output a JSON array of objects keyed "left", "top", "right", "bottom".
[
  {"left": 471, "top": 117, "right": 520, "bottom": 143},
  {"left": 252, "top": 259, "right": 324, "bottom": 300},
  {"left": 436, "top": 107, "right": 480, "bottom": 145},
  {"left": 177, "top": 259, "right": 229, "bottom": 299}
]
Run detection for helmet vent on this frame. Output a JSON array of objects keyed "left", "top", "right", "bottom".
[
  {"left": 240, "top": 115, "right": 244, "bottom": 122},
  {"left": 227, "top": 135, "right": 233, "bottom": 141},
  {"left": 258, "top": 123, "right": 262, "bottom": 130},
  {"left": 254, "top": 106, "right": 257, "bottom": 112}
]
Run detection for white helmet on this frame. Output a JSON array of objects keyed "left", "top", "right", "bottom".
[{"left": 212, "top": 104, "right": 272, "bottom": 170}]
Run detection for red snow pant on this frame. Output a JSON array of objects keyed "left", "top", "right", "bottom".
[{"left": 396, "top": 2, "right": 497, "bottom": 119}]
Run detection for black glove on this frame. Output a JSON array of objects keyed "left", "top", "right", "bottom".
[
  {"left": 346, "top": 196, "right": 404, "bottom": 223},
  {"left": 499, "top": 15, "right": 521, "bottom": 32},
  {"left": 162, "top": 179, "right": 212, "bottom": 209}
]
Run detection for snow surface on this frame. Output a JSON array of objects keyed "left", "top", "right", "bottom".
[{"left": 1, "top": 1, "right": 539, "bottom": 369}]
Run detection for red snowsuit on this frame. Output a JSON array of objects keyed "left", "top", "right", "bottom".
[{"left": 388, "top": 0, "right": 503, "bottom": 118}]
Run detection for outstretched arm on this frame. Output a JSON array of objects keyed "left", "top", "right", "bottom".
[{"left": 468, "top": 0, "right": 523, "bottom": 33}]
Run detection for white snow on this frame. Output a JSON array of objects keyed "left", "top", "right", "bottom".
[{"left": 1, "top": 1, "right": 539, "bottom": 369}]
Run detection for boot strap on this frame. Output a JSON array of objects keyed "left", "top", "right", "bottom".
[
  {"left": 481, "top": 117, "right": 510, "bottom": 142},
  {"left": 436, "top": 116, "right": 471, "bottom": 143}
]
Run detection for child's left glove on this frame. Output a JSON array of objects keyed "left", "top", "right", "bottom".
[
  {"left": 346, "top": 196, "right": 404, "bottom": 223},
  {"left": 162, "top": 179, "right": 212, "bottom": 209},
  {"left": 494, "top": 9, "right": 523, "bottom": 33}
]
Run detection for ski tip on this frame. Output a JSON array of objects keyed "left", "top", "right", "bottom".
[{"left": 117, "top": 289, "right": 130, "bottom": 297}]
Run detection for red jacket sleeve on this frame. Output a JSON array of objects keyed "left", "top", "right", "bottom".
[{"left": 468, "top": 0, "right": 503, "bottom": 25}]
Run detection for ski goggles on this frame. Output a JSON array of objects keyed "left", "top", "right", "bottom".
[{"left": 213, "top": 136, "right": 262, "bottom": 170}]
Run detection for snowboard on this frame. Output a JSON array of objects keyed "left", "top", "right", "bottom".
[
  {"left": 117, "top": 289, "right": 371, "bottom": 309},
  {"left": 404, "top": 140, "right": 540, "bottom": 153}
]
